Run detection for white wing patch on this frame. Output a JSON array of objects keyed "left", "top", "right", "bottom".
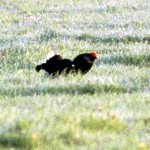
[
  {"left": 44, "top": 50, "right": 55, "bottom": 63},
  {"left": 72, "top": 64, "right": 75, "bottom": 68}
]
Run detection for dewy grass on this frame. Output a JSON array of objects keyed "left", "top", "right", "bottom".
[
  {"left": 80, "top": 116, "right": 125, "bottom": 133},
  {"left": 0, "top": 133, "right": 37, "bottom": 149},
  {"left": 0, "top": 0, "right": 150, "bottom": 149},
  {"left": 99, "top": 54, "right": 150, "bottom": 66},
  {"left": 0, "top": 119, "right": 38, "bottom": 149}
]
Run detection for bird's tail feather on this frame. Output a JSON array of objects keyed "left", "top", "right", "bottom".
[{"left": 35, "top": 64, "right": 42, "bottom": 72}]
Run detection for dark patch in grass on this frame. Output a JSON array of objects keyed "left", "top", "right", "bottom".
[
  {"left": 37, "top": 29, "right": 150, "bottom": 44},
  {"left": 37, "top": 29, "right": 71, "bottom": 44},
  {"left": 59, "top": 129, "right": 85, "bottom": 146},
  {"left": 59, "top": 128, "right": 76, "bottom": 145},
  {"left": 80, "top": 117, "right": 125, "bottom": 133},
  {"left": 96, "top": 54, "right": 150, "bottom": 67},
  {"left": 0, "top": 120, "right": 37, "bottom": 149},
  {"left": 13, "top": 119, "right": 32, "bottom": 131},
  {"left": 0, "top": 83, "right": 130, "bottom": 97},
  {"left": 0, "top": 133, "right": 35, "bottom": 149},
  {"left": 76, "top": 34, "right": 150, "bottom": 44},
  {"left": 39, "top": 6, "right": 118, "bottom": 14},
  {"left": 38, "top": 30, "right": 58, "bottom": 42}
]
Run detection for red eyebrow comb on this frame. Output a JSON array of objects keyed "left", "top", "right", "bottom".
[{"left": 90, "top": 51, "right": 97, "bottom": 58}]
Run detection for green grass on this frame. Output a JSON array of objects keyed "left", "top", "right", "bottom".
[{"left": 0, "top": 0, "right": 150, "bottom": 149}]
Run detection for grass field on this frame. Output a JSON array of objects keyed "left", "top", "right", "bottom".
[{"left": 0, "top": 0, "right": 150, "bottom": 149}]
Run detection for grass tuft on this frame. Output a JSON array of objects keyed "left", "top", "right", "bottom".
[
  {"left": 98, "top": 54, "right": 150, "bottom": 66},
  {"left": 80, "top": 116, "right": 125, "bottom": 133},
  {"left": 0, "top": 119, "right": 38, "bottom": 149}
]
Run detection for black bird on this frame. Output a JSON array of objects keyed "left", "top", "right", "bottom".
[
  {"left": 35, "top": 54, "right": 74, "bottom": 76},
  {"left": 55, "top": 59, "right": 74, "bottom": 75},
  {"left": 35, "top": 51, "right": 97, "bottom": 76},
  {"left": 35, "top": 54, "right": 63, "bottom": 76},
  {"left": 72, "top": 51, "right": 97, "bottom": 74}
]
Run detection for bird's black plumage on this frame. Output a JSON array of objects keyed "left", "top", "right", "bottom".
[
  {"left": 35, "top": 55, "right": 73, "bottom": 76},
  {"left": 72, "top": 52, "right": 97, "bottom": 74},
  {"left": 35, "top": 51, "right": 97, "bottom": 76},
  {"left": 55, "top": 59, "right": 74, "bottom": 75},
  {"left": 35, "top": 55, "right": 63, "bottom": 75}
]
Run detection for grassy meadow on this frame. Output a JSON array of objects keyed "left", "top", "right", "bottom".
[{"left": 0, "top": 0, "right": 150, "bottom": 149}]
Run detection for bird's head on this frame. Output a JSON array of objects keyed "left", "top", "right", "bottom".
[{"left": 90, "top": 51, "right": 97, "bottom": 59}]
